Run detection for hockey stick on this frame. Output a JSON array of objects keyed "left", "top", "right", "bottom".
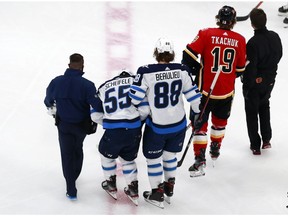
[
  {"left": 236, "top": 1, "right": 263, "bottom": 21},
  {"left": 177, "top": 66, "right": 222, "bottom": 168}
]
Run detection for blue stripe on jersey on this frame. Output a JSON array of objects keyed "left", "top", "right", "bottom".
[
  {"left": 102, "top": 165, "right": 117, "bottom": 171},
  {"left": 103, "top": 121, "right": 141, "bottom": 129},
  {"left": 138, "top": 101, "right": 149, "bottom": 107},
  {"left": 129, "top": 92, "right": 143, "bottom": 102},
  {"left": 187, "top": 93, "right": 202, "bottom": 102},
  {"left": 130, "top": 85, "right": 146, "bottom": 94},
  {"left": 183, "top": 85, "right": 198, "bottom": 94},
  {"left": 146, "top": 117, "right": 187, "bottom": 134}
]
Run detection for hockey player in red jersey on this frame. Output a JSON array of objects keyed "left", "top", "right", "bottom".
[{"left": 182, "top": 5, "right": 246, "bottom": 177}]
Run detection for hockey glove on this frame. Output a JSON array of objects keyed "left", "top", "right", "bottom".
[{"left": 191, "top": 111, "right": 206, "bottom": 131}]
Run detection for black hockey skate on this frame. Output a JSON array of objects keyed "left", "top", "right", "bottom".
[
  {"left": 124, "top": 180, "right": 139, "bottom": 206},
  {"left": 284, "top": 17, "right": 288, "bottom": 28},
  {"left": 164, "top": 177, "right": 175, "bottom": 204},
  {"left": 102, "top": 175, "right": 117, "bottom": 200},
  {"left": 189, "top": 149, "right": 206, "bottom": 177},
  {"left": 278, "top": 5, "right": 288, "bottom": 16},
  {"left": 209, "top": 142, "right": 220, "bottom": 160},
  {"left": 143, "top": 183, "right": 164, "bottom": 209}
]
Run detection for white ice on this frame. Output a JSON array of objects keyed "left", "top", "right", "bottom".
[{"left": 0, "top": 1, "right": 287, "bottom": 215}]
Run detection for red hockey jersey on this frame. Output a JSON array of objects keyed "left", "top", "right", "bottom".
[{"left": 185, "top": 27, "right": 246, "bottom": 99}]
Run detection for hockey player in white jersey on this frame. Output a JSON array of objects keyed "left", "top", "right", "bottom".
[
  {"left": 91, "top": 70, "right": 149, "bottom": 206},
  {"left": 129, "top": 38, "right": 203, "bottom": 208}
]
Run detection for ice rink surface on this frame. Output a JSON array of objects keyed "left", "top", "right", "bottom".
[{"left": 0, "top": 0, "right": 287, "bottom": 214}]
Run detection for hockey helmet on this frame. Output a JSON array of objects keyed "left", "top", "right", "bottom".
[
  {"left": 155, "top": 37, "right": 174, "bottom": 54},
  {"left": 119, "top": 68, "right": 133, "bottom": 77},
  {"left": 217, "top": 5, "right": 236, "bottom": 24}
]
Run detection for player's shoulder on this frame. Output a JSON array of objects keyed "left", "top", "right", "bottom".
[
  {"left": 228, "top": 29, "right": 246, "bottom": 40},
  {"left": 137, "top": 64, "right": 161, "bottom": 74}
]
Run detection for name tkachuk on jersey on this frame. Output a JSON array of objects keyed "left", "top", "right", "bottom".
[
  {"left": 129, "top": 63, "right": 201, "bottom": 134},
  {"left": 211, "top": 36, "right": 239, "bottom": 47}
]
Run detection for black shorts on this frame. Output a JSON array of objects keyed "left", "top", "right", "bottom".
[
  {"left": 201, "top": 95, "right": 234, "bottom": 120},
  {"left": 142, "top": 125, "right": 186, "bottom": 159},
  {"left": 98, "top": 127, "right": 142, "bottom": 161}
]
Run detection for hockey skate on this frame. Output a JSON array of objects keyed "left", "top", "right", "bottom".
[
  {"left": 164, "top": 177, "right": 175, "bottom": 204},
  {"left": 124, "top": 180, "right": 139, "bottom": 206},
  {"left": 278, "top": 5, "right": 288, "bottom": 16},
  {"left": 284, "top": 17, "right": 288, "bottom": 28},
  {"left": 143, "top": 183, "right": 164, "bottom": 209},
  {"left": 209, "top": 142, "right": 220, "bottom": 162},
  {"left": 102, "top": 175, "right": 117, "bottom": 200},
  {"left": 189, "top": 153, "right": 206, "bottom": 177}
]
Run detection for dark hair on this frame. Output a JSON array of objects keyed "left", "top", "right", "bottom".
[
  {"left": 153, "top": 49, "right": 175, "bottom": 63},
  {"left": 69, "top": 53, "right": 84, "bottom": 63},
  {"left": 250, "top": 8, "right": 267, "bottom": 29}
]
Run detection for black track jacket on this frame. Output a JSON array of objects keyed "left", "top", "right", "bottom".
[{"left": 243, "top": 27, "right": 282, "bottom": 92}]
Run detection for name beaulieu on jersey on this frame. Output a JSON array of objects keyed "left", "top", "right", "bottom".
[{"left": 155, "top": 70, "right": 180, "bottom": 81}]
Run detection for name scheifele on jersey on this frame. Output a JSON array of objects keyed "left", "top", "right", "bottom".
[{"left": 104, "top": 77, "right": 132, "bottom": 90}]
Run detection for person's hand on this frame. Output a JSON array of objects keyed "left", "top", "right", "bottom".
[
  {"left": 47, "top": 106, "right": 56, "bottom": 117},
  {"left": 191, "top": 111, "right": 206, "bottom": 131},
  {"left": 243, "top": 89, "right": 249, "bottom": 100}
]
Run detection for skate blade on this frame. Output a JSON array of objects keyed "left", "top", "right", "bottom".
[
  {"left": 104, "top": 190, "right": 117, "bottom": 200},
  {"left": 190, "top": 170, "right": 205, "bottom": 178},
  {"left": 164, "top": 195, "right": 171, "bottom": 204},
  {"left": 144, "top": 198, "right": 164, "bottom": 209},
  {"left": 212, "top": 159, "right": 216, "bottom": 167},
  {"left": 126, "top": 195, "right": 139, "bottom": 206}
]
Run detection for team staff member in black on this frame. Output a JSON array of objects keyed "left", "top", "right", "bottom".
[
  {"left": 44, "top": 53, "right": 98, "bottom": 200},
  {"left": 242, "top": 8, "right": 282, "bottom": 155}
]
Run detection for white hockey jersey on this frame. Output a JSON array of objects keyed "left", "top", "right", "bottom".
[
  {"left": 91, "top": 73, "right": 149, "bottom": 129},
  {"left": 129, "top": 63, "right": 201, "bottom": 134}
]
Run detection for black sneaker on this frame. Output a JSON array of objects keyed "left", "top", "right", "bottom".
[
  {"left": 262, "top": 140, "right": 271, "bottom": 149},
  {"left": 209, "top": 142, "right": 220, "bottom": 160},
  {"left": 143, "top": 183, "right": 164, "bottom": 209},
  {"left": 250, "top": 147, "right": 261, "bottom": 155},
  {"left": 66, "top": 193, "right": 77, "bottom": 201},
  {"left": 279, "top": 5, "right": 288, "bottom": 16},
  {"left": 102, "top": 175, "right": 117, "bottom": 200}
]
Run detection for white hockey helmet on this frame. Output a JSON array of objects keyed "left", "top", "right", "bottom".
[{"left": 155, "top": 37, "right": 174, "bottom": 54}]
